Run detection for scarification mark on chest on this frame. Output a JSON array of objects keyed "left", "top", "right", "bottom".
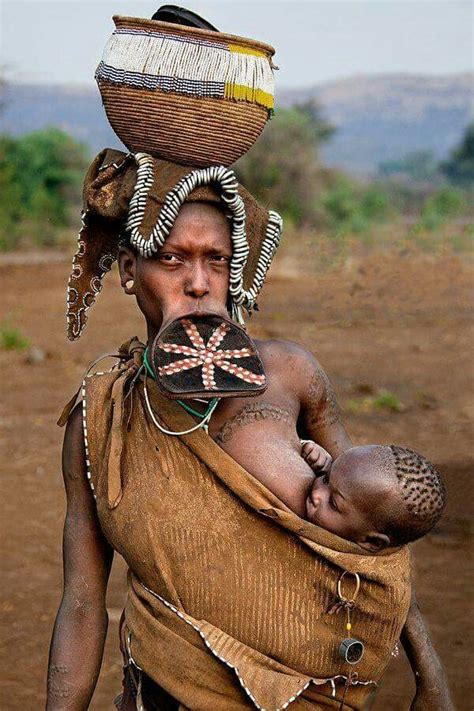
[{"left": 214, "top": 403, "right": 292, "bottom": 443}]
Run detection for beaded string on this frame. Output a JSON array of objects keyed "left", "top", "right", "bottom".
[
  {"left": 125, "top": 153, "right": 283, "bottom": 315},
  {"left": 177, "top": 398, "right": 219, "bottom": 420},
  {"left": 143, "top": 374, "right": 219, "bottom": 436},
  {"left": 143, "top": 347, "right": 220, "bottom": 435}
]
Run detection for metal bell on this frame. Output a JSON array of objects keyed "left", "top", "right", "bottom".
[{"left": 339, "top": 637, "right": 365, "bottom": 664}]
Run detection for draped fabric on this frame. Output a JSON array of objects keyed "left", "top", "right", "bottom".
[{"left": 74, "top": 339, "right": 411, "bottom": 711}]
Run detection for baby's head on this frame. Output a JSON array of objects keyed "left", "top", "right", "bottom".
[{"left": 305, "top": 445, "right": 446, "bottom": 553}]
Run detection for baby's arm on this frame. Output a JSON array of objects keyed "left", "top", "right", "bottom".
[{"left": 300, "top": 439, "right": 332, "bottom": 473}]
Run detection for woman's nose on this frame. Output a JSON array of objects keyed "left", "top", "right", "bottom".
[{"left": 185, "top": 262, "right": 210, "bottom": 298}]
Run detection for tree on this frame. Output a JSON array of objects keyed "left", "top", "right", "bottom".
[
  {"left": 440, "top": 123, "right": 474, "bottom": 186},
  {"left": 234, "top": 104, "right": 335, "bottom": 225},
  {"left": 0, "top": 128, "right": 88, "bottom": 248},
  {"left": 378, "top": 151, "right": 439, "bottom": 182}
]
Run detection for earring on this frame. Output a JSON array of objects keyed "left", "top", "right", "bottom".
[{"left": 125, "top": 279, "right": 134, "bottom": 291}]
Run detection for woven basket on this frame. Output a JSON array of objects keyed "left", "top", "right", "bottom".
[{"left": 96, "top": 16, "right": 276, "bottom": 167}]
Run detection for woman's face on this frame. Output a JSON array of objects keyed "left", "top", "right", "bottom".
[{"left": 119, "top": 202, "right": 233, "bottom": 342}]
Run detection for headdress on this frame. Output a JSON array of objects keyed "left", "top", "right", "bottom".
[{"left": 66, "top": 12, "right": 283, "bottom": 340}]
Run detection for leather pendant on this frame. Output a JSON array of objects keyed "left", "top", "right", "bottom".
[{"left": 150, "top": 313, "right": 267, "bottom": 400}]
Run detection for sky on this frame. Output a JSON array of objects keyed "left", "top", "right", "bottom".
[{"left": 0, "top": 0, "right": 472, "bottom": 89}]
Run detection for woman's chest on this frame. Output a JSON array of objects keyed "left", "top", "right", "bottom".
[{"left": 206, "top": 393, "right": 314, "bottom": 509}]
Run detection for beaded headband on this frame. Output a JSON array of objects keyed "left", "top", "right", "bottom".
[
  {"left": 127, "top": 153, "right": 282, "bottom": 312},
  {"left": 66, "top": 149, "right": 283, "bottom": 340}
]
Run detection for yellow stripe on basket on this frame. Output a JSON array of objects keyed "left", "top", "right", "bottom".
[
  {"left": 228, "top": 43, "right": 267, "bottom": 58},
  {"left": 224, "top": 83, "right": 274, "bottom": 110}
]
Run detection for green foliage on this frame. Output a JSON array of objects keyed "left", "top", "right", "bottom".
[
  {"left": 234, "top": 105, "right": 334, "bottom": 225},
  {"left": 0, "top": 128, "right": 88, "bottom": 250},
  {"left": 372, "top": 390, "right": 404, "bottom": 412},
  {"left": 346, "top": 389, "right": 405, "bottom": 414},
  {"left": 322, "top": 177, "right": 391, "bottom": 236},
  {"left": 293, "top": 100, "right": 336, "bottom": 144},
  {"left": 441, "top": 122, "right": 474, "bottom": 186},
  {"left": 0, "top": 323, "right": 29, "bottom": 351},
  {"left": 236, "top": 105, "right": 394, "bottom": 236},
  {"left": 378, "top": 150, "right": 440, "bottom": 182},
  {"left": 360, "top": 186, "right": 390, "bottom": 220},
  {"left": 414, "top": 186, "right": 466, "bottom": 232}
]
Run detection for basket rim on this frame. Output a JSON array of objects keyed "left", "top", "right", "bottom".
[{"left": 112, "top": 15, "right": 276, "bottom": 57}]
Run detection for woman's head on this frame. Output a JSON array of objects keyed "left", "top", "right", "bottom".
[{"left": 119, "top": 202, "right": 233, "bottom": 342}]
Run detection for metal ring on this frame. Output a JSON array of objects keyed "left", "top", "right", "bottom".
[{"left": 337, "top": 571, "right": 361, "bottom": 602}]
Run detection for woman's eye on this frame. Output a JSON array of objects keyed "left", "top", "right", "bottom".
[
  {"left": 210, "top": 255, "right": 230, "bottom": 263},
  {"left": 159, "top": 254, "right": 181, "bottom": 263},
  {"left": 321, "top": 474, "right": 329, "bottom": 485},
  {"left": 329, "top": 495, "right": 339, "bottom": 512}
]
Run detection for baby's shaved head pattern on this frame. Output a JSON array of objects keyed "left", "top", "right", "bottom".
[{"left": 387, "top": 445, "right": 446, "bottom": 544}]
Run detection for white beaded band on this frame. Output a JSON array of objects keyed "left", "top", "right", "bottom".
[{"left": 126, "top": 152, "right": 283, "bottom": 313}]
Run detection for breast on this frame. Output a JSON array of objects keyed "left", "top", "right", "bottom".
[{"left": 208, "top": 401, "right": 315, "bottom": 516}]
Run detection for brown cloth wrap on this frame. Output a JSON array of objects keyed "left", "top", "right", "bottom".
[
  {"left": 67, "top": 149, "right": 272, "bottom": 341},
  {"left": 75, "top": 341, "right": 411, "bottom": 710}
]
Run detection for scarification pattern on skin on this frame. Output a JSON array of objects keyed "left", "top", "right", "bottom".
[
  {"left": 307, "top": 368, "right": 340, "bottom": 427},
  {"left": 47, "top": 664, "right": 71, "bottom": 700},
  {"left": 215, "top": 403, "right": 291, "bottom": 443},
  {"left": 389, "top": 445, "right": 445, "bottom": 527}
]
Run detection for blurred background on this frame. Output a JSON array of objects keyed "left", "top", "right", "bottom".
[{"left": 1, "top": 1, "right": 473, "bottom": 709}]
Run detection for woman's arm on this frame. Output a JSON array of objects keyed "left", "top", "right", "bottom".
[
  {"left": 46, "top": 404, "right": 114, "bottom": 710},
  {"left": 402, "top": 590, "right": 455, "bottom": 711},
  {"left": 296, "top": 349, "right": 353, "bottom": 457}
]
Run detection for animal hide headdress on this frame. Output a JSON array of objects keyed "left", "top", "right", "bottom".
[{"left": 66, "top": 149, "right": 283, "bottom": 340}]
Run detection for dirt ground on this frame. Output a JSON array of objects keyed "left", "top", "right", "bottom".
[{"left": 1, "top": 252, "right": 472, "bottom": 710}]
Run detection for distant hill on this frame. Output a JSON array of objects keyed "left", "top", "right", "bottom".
[
  {"left": 280, "top": 73, "right": 473, "bottom": 173},
  {"left": 1, "top": 73, "right": 472, "bottom": 175},
  {"left": 1, "top": 83, "right": 121, "bottom": 154}
]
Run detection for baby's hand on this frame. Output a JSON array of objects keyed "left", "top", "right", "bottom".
[{"left": 301, "top": 440, "right": 332, "bottom": 473}]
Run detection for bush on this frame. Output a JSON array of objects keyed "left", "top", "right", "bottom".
[
  {"left": 440, "top": 123, "right": 474, "bottom": 187},
  {"left": 234, "top": 105, "right": 334, "bottom": 226},
  {"left": 415, "top": 187, "right": 466, "bottom": 232},
  {"left": 322, "top": 177, "right": 391, "bottom": 236},
  {"left": 0, "top": 323, "right": 29, "bottom": 351},
  {"left": 0, "top": 128, "right": 88, "bottom": 250}
]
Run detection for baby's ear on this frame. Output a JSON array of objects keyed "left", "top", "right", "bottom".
[{"left": 357, "top": 532, "right": 391, "bottom": 553}]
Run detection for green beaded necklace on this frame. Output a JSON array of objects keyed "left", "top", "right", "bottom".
[{"left": 143, "top": 347, "right": 219, "bottom": 420}]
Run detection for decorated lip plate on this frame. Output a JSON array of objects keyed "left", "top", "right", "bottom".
[{"left": 150, "top": 314, "right": 267, "bottom": 399}]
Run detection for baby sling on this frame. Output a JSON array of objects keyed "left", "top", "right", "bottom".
[{"left": 64, "top": 339, "right": 411, "bottom": 710}]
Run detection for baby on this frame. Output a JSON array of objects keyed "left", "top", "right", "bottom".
[{"left": 300, "top": 442, "right": 446, "bottom": 552}]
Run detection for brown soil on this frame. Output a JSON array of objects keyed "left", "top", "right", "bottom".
[{"left": 1, "top": 252, "right": 472, "bottom": 710}]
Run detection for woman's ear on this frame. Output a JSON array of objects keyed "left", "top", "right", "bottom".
[
  {"left": 119, "top": 246, "right": 137, "bottom": 294},
  {"left": 357, "top": 532, "right": 391, "bottom": 553}
]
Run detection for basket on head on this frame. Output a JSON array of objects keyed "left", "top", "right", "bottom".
[{"left": 95, "top": 15, "right": 276, "bottom": 167}]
